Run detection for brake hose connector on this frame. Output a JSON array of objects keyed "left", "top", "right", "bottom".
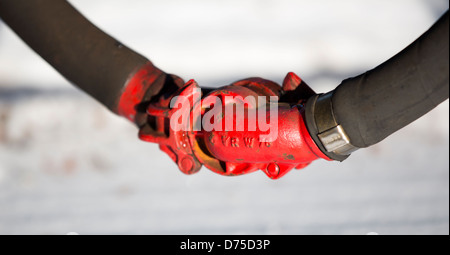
[{"left": 130, "top": 71, "right": 331, "bottom": 179}]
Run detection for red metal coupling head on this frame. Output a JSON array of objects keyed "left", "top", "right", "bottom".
[{"left": 132, "top": 71, "right": 331, "bottom": 179}]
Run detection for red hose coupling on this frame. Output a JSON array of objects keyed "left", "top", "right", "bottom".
[{"left": 138, "top": 72, "right": 331, "bottom": 179}]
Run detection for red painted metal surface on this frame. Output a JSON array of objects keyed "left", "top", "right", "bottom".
[
  {"left": 116, "top": 62, "right": 164, "bottom": 122},
  {"left": 120, "top": 64, "right": 331, "bottom": 179}
]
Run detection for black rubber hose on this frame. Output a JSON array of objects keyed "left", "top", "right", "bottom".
[
  {"left": 306, "top": 10, "right": 449, "bottom": 160},
  {"left": 0, "top": 0, "right": 152, "bottom": 112}
]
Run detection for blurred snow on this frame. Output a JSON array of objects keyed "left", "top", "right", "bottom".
[{"left": 0, "top": 0, "right": 448, "bottom": 234}]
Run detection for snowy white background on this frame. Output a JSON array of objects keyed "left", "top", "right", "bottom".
[{"left": 0, "top": 0, "right": 448, "bottom": 234}]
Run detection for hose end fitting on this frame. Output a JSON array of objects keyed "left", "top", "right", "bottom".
[{"left": 304, "top": 92, "right": 359, "bottom": 161}]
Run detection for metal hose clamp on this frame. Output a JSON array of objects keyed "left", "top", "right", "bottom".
[
  {"left": 304, "top": 92, "right": 359, "bottom": 161},
  {"left": 314, "top": 92, "right": 359, "bottom": 156}
]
